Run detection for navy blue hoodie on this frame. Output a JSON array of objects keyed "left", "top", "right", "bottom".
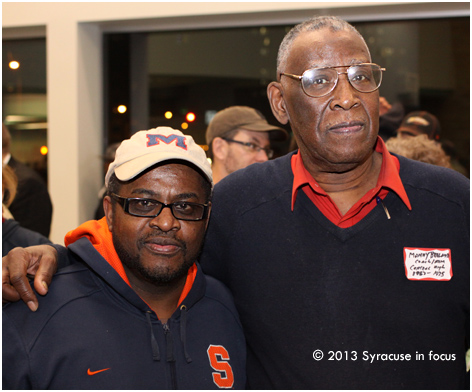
[{"left": 3, "top": 219, "right": 246, "bottom": 389}]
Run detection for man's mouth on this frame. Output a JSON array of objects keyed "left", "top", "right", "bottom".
[
  {"left": 143, "top": 237, "right": 182, "bottom": 254},
  {"left": 328, "top": 121, "right": 364, "bottom": 134}
]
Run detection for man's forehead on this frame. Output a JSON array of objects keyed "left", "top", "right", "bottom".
[
  {"left": 300, "top": 26, "right": 358, "bottom": 41},
  {"left": 288, "top": 28, "right": 370, "bottom": 69},
  {"left": 295, "top": 28, "right": 367, "bottom": 55},
  {"left": 122, "top": 163, "right": 207, "bottom": 201}
]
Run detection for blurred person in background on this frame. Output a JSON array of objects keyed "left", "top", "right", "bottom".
[
  {"left": 2, "top": 124, "right": 53, "bottom": 238},
  {"left": 2, "top": 165, "right": 51, "bottom": 257},
  {"left": 206, "top": 106, "right": 288, "bottom": 183},
  {"left": 396, "top": 110, "right": 441, "bottom": 140},
  {"left": 397, "top": 110, "right": 468, "bottom": 176},
  {"left": 377, "top": 96, "right": 405, "bottom": 142},
  {"left": 386, "top": 134, "right": 452, "bottom": 168},
  {"left": 2, "top": 165, "right": 16, "bottom": 221},
  {"left": 441, "top": 138, "right": 469, "bottom": 177}
]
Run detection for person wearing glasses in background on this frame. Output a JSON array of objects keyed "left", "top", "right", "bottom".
[
  {"left": 3, "top": 16, "right": 469, "bottom": 389},
  {"left": 206, "top": 106, "right": 288, "bottom": 184},
  {"left": 2, "top": 127, "right": 246, "bottom": 389}
]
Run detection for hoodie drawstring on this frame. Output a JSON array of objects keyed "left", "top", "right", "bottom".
[
  {"left": 180, "top": 305, "right": 192, "bottom": 363},
  {"left": 146, "top": 311, "right": 160, "bottom": 361}
]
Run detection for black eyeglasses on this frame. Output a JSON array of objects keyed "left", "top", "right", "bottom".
[
  {"left": 111, "top": 194, "right": 210, "bottom": 221},
  {"left": 280, "top": 63, "right": 385, "bottom": 98},
  {"left": 222, "top": 138, "right": 274, "bottom": 159}
]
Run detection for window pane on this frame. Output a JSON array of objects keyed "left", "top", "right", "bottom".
[
  {"left": 356, "top": 18, "right": 469, "bottom": 173},
  {"left": 2, "top": 38, "right": 48, "bottom": 182},
  {"left": 104, "top": 17, "right": 469, "bottom": 174}
]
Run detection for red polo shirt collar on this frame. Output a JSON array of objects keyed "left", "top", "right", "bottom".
[{"left": 291, "top": 136, "right": 411, "bottom": 228}]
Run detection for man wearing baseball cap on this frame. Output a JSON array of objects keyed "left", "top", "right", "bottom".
[
  {"left": 396, "top": 111, "right": 441, "bottom": 140},
  {"left": 3, "top": 127, "right": 246, "bottom": 389},
  {"left": 206, "top": 106, "right": 288, "bottom": 183}
]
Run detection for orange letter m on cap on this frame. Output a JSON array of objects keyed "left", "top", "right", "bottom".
[{"left": 207, "top": 345, "right": 234, "bottom": 389}]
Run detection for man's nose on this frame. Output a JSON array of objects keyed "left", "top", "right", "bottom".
[
  {"left": 330, "top": 73, "right": 360, "bottom": 110},
  {"left": 149, "top": 205, "right": 180, "bottom": 232}
]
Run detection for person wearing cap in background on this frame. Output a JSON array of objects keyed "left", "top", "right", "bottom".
[
  {"left": 396, "top": 110, "right": 441, "bottom": 140},
  {"left": 206, "top": 106, "right": 288, "bottom": 183},
  {"left": 394, "top": 111, "right": 469, "bottom": 176},
  {"left": 2, "top": 127, "right": 246, "bottom": 389}
]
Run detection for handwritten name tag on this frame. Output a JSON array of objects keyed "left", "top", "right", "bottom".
[{"left": 404, "top": 248, "right": 452, "bottom": 281}]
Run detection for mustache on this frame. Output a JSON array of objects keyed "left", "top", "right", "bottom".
[{"left": 138, "top": 232, "right": 187, "bottom": 251}]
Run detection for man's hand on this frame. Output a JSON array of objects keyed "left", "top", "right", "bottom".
[{"left": 2, "top": 245, "right": 58, "bottom": 311}]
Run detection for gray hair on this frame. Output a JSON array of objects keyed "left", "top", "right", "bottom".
[{"left": 277, "top": 16, "right": 368, "bottom": 76}]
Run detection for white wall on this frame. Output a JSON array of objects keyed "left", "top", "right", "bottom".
[{"left": 2, "top": 2, "right": 469, "bottom": 243}]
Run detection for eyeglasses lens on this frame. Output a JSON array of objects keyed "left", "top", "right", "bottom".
[
  {"left": 128, "top": 199, "right": 204, "bottom": 220},
  {"left": 302, "top": 64, "right": 382, "bottom": 97},
  {"left": 128, "top": 199, "right": 161, "bottom": 216},
  {"left": 347, "top": 64, "right": 382, "bottom": 92}
]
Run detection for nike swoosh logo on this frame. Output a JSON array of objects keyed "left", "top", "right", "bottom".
[{"left": 87, "top": 368, "right": 110, "bottom": 375}]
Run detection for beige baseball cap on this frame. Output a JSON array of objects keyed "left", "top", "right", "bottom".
[
  {"left": 205, "top": 106, "right": 288, "bottom": 145},
  {"left": 105, "top": 127, "right": 212, "bottom": 186}
]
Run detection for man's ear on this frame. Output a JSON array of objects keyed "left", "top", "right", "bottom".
[
  {"left": 211, "top": 137, "right": 229, "bottom": 160},
  {"left": 103, "top": 195, "right": 114, "bottom": 231},
  {"left": 267, "top": 81, "right": 289, "bottom": 125}
]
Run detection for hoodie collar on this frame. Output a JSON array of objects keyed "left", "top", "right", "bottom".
[{"left": 64, "top": 217, "right": 198, "bottom": 310}]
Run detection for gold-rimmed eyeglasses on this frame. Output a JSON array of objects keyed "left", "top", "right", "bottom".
[{"left": 280, "top": 63, "right": 385, "bottom": 98}]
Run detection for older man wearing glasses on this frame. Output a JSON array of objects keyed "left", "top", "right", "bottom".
[
  {"left": 201, "top": 16, "right": 469, "bottom": 389},
  {"left": 206, "top": 106, "right": 288, "bottom": 184}
]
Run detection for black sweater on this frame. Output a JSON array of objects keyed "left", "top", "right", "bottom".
[{"left": 201, "top": 152, "right": 469, "bottom": 389}]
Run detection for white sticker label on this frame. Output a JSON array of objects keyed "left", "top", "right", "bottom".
[{"left": 404, "top": 248, "right": 452, "bottom": 281}]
